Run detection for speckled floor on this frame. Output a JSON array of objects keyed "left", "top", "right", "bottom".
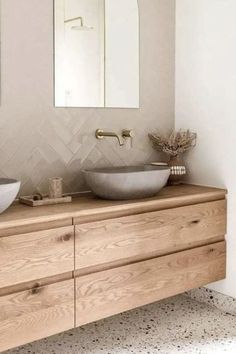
[{"left": 4, "top": 295, "right": 236, "bottom": 354}]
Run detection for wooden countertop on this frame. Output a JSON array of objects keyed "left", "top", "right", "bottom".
[{"left": 0, "top": 184, "right": 227, "bottom": 235}]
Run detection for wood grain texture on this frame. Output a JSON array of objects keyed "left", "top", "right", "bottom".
[
  {"left": 73, "top": 184, "right": 227, "bottom": 225},
  {"left": 0, "top": 218, "right": 72, "bottom": 238},
  {"left": 75, "top": 242, "right": 226, "bottom": 327},
  {"left": 0, "top": 280, "right": 74, "bottom": 352},
  {"left": 0, "top": 184, "right": 227, "bottom": 352},
  {"left": 0, "top": 226, "right": 74, "bottom": 289},
  {"left": 75, "top": 200, "right": 226, "bottom": 273},
  {"left": 0, "top": 184, "right": 226, "bottom": 236},
  {"left": 0, "top": 272, "right": 73, "bottom": 297}
]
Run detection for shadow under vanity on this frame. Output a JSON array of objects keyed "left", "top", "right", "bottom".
[{"left": 0, "top": 184, "right": 226, "bottom": 352}]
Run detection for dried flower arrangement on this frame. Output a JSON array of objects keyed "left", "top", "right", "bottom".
[
  {"left": 148, "top": 129, "right": 197, "bottom": 184},
  {"left": 148, "top": 130, "right": 197, "bottom": 157}
]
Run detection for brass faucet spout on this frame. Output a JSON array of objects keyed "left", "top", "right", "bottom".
[{"left": 95, "top": 130, "right": 124, "bottom": 146}]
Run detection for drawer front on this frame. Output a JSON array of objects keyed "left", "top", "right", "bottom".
[
  {"left": 75, "top": 200, "right": 226, "bottom": 272},
  {"left": 0, "top": 279, "right": 74, "bottom": 352},
  {"left": 76, "top": 242, "right": 226, "bottom": 327},
  {"left": 0, "top": 226, "right": 74, "bottom": 289}
]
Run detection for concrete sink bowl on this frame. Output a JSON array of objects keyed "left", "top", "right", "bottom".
[
  {"left": 0, "top": 178, "right": 21, "bottom": 214},
  {"left": 83, "top": 165, "right": 170, "bottom": 200}
]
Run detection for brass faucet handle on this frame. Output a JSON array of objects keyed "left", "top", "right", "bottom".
[
  {"left": 95, "top": 129, "right": 104, "bottom": 140},
  {"left": 122, "top": 129, "right": 135, "bottom": 138}
]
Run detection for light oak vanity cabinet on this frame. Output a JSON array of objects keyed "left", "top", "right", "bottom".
[{"left": 0, "top": 185, "right": 227, "bottom": 352}]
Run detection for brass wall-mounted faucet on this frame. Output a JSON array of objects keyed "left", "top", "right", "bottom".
[{"left": 95, "top": 129, "right": 134, "bottom": 146}]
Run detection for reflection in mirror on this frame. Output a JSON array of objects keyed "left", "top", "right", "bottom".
[{"left": 54, "top": 0, "right": 139, "bottom": 108}]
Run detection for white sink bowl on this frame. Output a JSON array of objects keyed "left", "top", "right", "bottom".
[
  {"left": 0, "top": 178, "right": 21, "bottom": 214},
  {"left": 83, "top": 165, "right": 170, "bottom": 200}
]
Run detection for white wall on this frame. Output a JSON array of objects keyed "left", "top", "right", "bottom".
[{"left": 175, "top": 0, "right": 236, "bottom": 297}]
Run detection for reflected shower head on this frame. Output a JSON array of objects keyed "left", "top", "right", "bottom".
[{"left": 65, "top": 16, "right": 94, "bottom": 31}]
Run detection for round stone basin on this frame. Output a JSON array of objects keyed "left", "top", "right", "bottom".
[
  {"left": 83, "top": 165, "right": 170, "bottom": 200},
  {"left": 0, "top": 178, "right": 21, "bottom": 214}
]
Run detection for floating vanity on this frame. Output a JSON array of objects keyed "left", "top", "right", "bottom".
[{"left": 0, "top": 184, "right": 227, "bottom": 352}]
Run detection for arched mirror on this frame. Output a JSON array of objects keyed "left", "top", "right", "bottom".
[{"left": 54, "top": 0, "right": 139, "bottom": 108}]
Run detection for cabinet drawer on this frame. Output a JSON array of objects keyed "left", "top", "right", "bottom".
[
  {"left": 75, "top": 242, "right": 226, "bottom": 327},
  {"left": 75, "top": 200, "right": 226, "bottom": 272},
  {"left": 0, "top": 279, "right": 74, "bottom": 352},
  {"left": 0, "top": 226, "right": 74, "bottom": 289}
]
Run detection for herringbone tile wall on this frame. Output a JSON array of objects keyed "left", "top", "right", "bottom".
[{"left": 0, "top": 0, "right": 175, "bottom": 195}]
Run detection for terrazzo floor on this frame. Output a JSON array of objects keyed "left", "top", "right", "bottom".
[{"left": 4, "top": 295, "right": 236, "bottom": 354}]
